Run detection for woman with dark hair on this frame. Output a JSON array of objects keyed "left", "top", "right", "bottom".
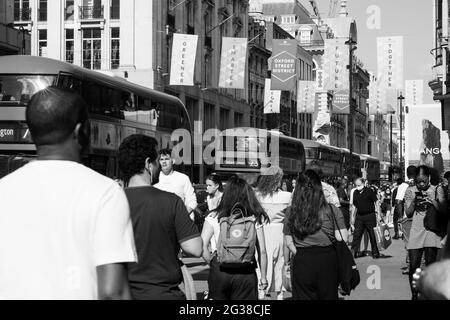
[
  {"left": 405, "top": 165, "right": 447, "bottom": 300},
  {"left": 206, "top": 173, "right": 224, "bottom": 212},
  {"left": 201, "top": 175, "right": 269, "bottom": 300},
  {"left": 280, "top": 178, "right": 293, "bottom": 193},
  {"left": 284, "top": 170, "right": 348, "bottom": 300},
  {"left": 255, "top": 166, "right": 292, "bottom": 300}
]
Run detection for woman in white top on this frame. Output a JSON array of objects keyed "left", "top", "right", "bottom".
[
  {"left": 206, "top": 173, "right": 223, "bottom": 212},
  {"left": 256, "top": 166, "right": 292, "bottom": 300}
]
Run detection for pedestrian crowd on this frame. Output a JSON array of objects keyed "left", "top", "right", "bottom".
[{"left": 0, "top": 88, "right": 449, "bottom": 300}]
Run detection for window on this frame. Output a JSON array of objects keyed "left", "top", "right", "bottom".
[
  {"left": 368, "top": 121, "right": 373, "bottom": 135},
  {"left": 110, "top": 0, "right": 120, "bottom": 19},
  {"left": 82, "top": 29, "right": 102, "bottom": 70},
  {"left": 368, "top": 141, "right": 372, "bottom": 156},
  {"left": 220, "top": 108, "right": 230, "bottom": 130},
  {"left": 65, "top": 29, "right": 74, "bottom": 64},
  {"left": 204, "top": 104, "right": 215, "bottom": 130},
  {"left": 234, "top": 112, "right": 243, "bottom": 127},
  {"left": 38, "top": 29, "right": 47, "bottom": 57},
  {"left": 186, "top": 0, "right": 195, "bottom": 33},
  {"left": 65, "top": 0, "right": 75, "bottom": 20},
  {"left": 38, "top": 0, "right": 47, "bottom": 22},
  {"left": 111, "top": 28, "right": 120, "bottom": 69},
  {"left": 14, "top": 0, "right": 30, "bottom": 21}
]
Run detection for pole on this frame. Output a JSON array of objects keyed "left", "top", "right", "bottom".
[
  {"left": 347, "top": 42, "right": 356, "bottom": 179},
  {"left": 398, "top": 93, "right": 405, "bottom": 179},
  {"left": 390, "top": 113, "right": 393, "bottom": 179}
]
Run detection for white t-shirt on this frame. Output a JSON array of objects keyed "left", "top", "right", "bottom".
[
  {"left": 256, "top": 191, "right": 291, "bottom": 224},
  {"left": 155, "top": 171, "right": 197, "bottom": 210},
  {"left": 0, "top": 161, "right": 137, "bottom": 300},
  {"left": 396, "top": 182, "right": 412, "bottom": 202},
  {"left": 205, "top": 213, "right": 220, "bottom": 252}
]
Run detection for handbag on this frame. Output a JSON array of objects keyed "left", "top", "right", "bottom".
[{"left": 327, "top": 205, "right": 360, "bottom": 296}]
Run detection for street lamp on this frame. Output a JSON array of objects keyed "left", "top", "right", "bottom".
[
  {"left": 345, "top": 39, "right": 357, "bottom": 178},
  {"left": 388, "top": 110, "right": 395, "bottom": 181},
  {"left": 398, "top": 93, "right": 405, "bottom": 179}
]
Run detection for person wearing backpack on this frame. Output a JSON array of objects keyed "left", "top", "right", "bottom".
[
  {"left": 201, "top": 175, "right": 269, "bottom": 300},
  {"left": 284, "top": 170, "right": 348, "bottom": 300}
]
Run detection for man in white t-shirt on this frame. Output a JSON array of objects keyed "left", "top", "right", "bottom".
[
  {"left": 155, "top": 149, "right": 197, "bottom": 215},
  {"left": 0, "top": 87, "right": 137, "bottom": 300}
]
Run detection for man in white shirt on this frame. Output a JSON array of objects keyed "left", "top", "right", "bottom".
[
  {"left": 0, "top": 87, "right": 137, "bottom": 300},
  {"left": 155, "top": 149, "right": 197, "bottom": 215}
]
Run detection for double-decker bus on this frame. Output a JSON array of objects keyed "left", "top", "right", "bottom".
[
  {"left": 341, "top": 148, "right": 362, "bottom": 179},
  {"left": 0, "top": 56, "right": 192, "bottom": 180},
  {"left": 215, "top": 128, "right": 305, "bottom": 184},
  {"left": 301, "top": 139, "right": 342, "bottom": 178},
  {"left": 360, "top": 154, "right": 381, "bottom": 185}
]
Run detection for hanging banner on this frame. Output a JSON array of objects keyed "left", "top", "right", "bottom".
[
  {"left": 316, "top": 69, "right": 325, "bottom": 92},
  {"left": 219, "top": 37, "right": 248, "bottom": 89},
  {"left": 297, "top": 81, "right": 316, "bottom": 114},
  {"left": 323, "top": 38, "right": 349, "bottom": 92},
  {"left": 368, "top": 74, "right": 391, "bottom": 115},
  {"left": 271, "top": 39, "right": 297, "bottom": 91},
  {"left": 170, "top": 33, "right": 198, "bottom": 86},
  {"left": 405, "top": 80, "right": 424, "bottom": 106},
  {"left": 377, "top": 36, "right": 404, "bottom": 90},
  {"left": 264, "top": 79, "right": 281, "bottom": 114}
]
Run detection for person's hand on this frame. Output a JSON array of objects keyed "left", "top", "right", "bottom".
[{"left": 259, "top": 279, "right": 268, "bottom": 291}]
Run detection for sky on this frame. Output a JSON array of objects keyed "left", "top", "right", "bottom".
[{"left": 314, "top": 0, "right": 436, "bottom": 103}]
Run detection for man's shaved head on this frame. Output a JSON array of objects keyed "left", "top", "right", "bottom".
[{"left": 26, "top": 86, "right": 89, "bottom": 147}]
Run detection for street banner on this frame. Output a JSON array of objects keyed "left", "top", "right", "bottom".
[
  {"left": 323, "top": 38, "right": 349, "bottom": 92},
  {"left": 316, "top": 69, "right": 325, "bottom": 92},
  {"left": 405, "top": 80, "right": 424, "bottom": 106},
  {"left": 405, "top": 104, "right": 450, "bottom": 176},
  {"left": 264, "top": 79, "right": 281, "bottom": 114},
  {"left": 332, "top": 90, "right": 350, "bottom": 114},
  {"left": 271, "top": 39, "right": 297, "bottom": 91},
  {"left": 219, "top": 37, "right": 248, "bottom": 89},
  {"left": 368, "top": 75, "right": 392, "bottom": 115},
  {"left": 297, "top": 81, "right": 316, "bottom": 114},
  {"left": 170, "top": 33, "right": 198, "bottom": 86},
  {"left": 377, "top": 36, "right": 404, "bottom": 91}
]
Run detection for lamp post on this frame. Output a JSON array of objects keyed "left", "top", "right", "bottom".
[
  {"left": 388, "top": 111, "right": 395, "bottom": 181},
  {"left": 398, "top": 93, "right": 405, "bottom": 179},
  {"left": 345, "top": 39, "right": 357, "bottom": 179}
]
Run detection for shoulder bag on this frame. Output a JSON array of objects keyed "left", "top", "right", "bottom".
[{"left": 326, "top": 205, "right": 360, "bottom": 296}]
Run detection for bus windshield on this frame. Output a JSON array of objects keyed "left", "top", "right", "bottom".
[{"left": 0, "top": 75, "right": 56, "bottom": 106}]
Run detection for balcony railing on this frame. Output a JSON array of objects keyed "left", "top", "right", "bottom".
[
  {"left": 14, "top": 8, "right": 32, "bottom": 22},
  {"left": 79, "top": 6, "right": 104, "bottom": 20},
  {"left": 299, "top": 40, "right": 325, "bottom": 47}
]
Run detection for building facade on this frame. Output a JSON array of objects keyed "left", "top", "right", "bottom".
[
  {"left": 430, "top": 0, "right": 450, "bottom": 131},
  {"left": 1, "top": 0, "right": 30, "bottom": 55}
]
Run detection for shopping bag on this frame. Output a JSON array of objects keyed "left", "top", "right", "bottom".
[{"left": 374, "top": 224, "right": 392, "bottom": 251}]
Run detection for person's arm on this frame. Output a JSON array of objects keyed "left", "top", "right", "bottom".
[
  {"left": 184, "top": 176, "right": 198, "bottom": 213},
  {"left": 256, "top": 227, "right": 268, "bottom": 290},
  {"left": 174, "top": 196, "right": 203, "bottom": 257},
  {"left": 97, "top": 264, "right": 132, "bottom": 300},
  {"left": 180, "top": 237, "right": 203, "bottom": 258},
  {"left": 284, "top": 235, "right": 297, "bottom": 256},
  {"left": 332, "top": 206, "right": 349, "bottom": 242},
  {"left": 200, "top": 220, "right": 214, "bottom": 264},
  {"left": 404, "top": 187, "right": 416, "bottom": 219}
]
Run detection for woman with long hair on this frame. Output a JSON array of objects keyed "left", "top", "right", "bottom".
[
  {"left": 201, "top": 175, "right": 269, "bottom": 300},
  {"left": 284, "top": 170, "right": 348, "bottom": 300},
  {"left": 206, "top": 173, "right": 224, "bottom": 212},
  {"left": 405, "top": 165, "right": 447, "bottom": 300},
  {"left": 255, "top": 166, "right": 292, "bottom": 300}
]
